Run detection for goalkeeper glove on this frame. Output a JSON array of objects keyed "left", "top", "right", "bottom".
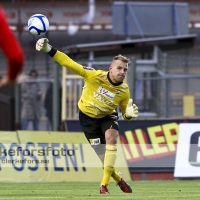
[
  {"left": 36, "top": 38, "right": 52, "bottom": 53},
  {"left": 125, "top": 99, "right": 138, "bottom": 118}
]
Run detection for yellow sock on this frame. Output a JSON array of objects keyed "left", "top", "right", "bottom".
[
  {"left": 102, "top": 166, "right": 121, "bottom": 183},
  {"left": 100, "top": 145, "right": 117, "bottom": 186},
  {"left": 111, "top": 167, "right": 121, "bottom": 183}
]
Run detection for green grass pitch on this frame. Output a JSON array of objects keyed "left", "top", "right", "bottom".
[{"left": 0, "top": 180, "right": 199, "bottom": 200}]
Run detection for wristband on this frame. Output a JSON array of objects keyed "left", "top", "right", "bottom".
[{"left": 48, "top": 48, "right": 57, "bottom": 57}]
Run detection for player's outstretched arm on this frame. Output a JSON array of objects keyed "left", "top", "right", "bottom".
[
  {"left": 124, "top": 99, "right": 138, "bottom": 121},
  {"left": 35, "top": 38, "right": 89, "bottom": 77}
]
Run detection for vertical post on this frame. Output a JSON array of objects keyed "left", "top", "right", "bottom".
[
  {"left": 45, "top": 32, "right": 50, "bottom": 78},
  {"left": 129, "top": 57, "right": 136, "bottom": 102},
  {"left": 53, "top": 62, "right": 59, "bottom": 131},
  {"left": 155, "top": 46, "right": 161, "bottom": 117},
  {"left": 163, "top": 53, "right": 169, "bottom": 118},
  {"left": 14, "top": 85, "right": 20, "bottom": 130},
  {"left": 62, "top": 65, "right": 66, "bottom": 121},
  {"left": 88, "top": 51, "right": 94, "bottom": 69}
]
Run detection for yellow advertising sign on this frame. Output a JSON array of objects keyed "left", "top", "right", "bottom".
[
  {"left": 0, "top": 131, "right": 130, "bottom": 182},
  {"left": 0, "top": 131, "right": 32, "bottom": 182}
]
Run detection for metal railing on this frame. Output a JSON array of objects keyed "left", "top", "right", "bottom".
[
  {"left": 61, "top": 46, "right": 200, "bottom": 120},
  {"left": 9, "top": 46, "right": 200, "bottom": 131}
]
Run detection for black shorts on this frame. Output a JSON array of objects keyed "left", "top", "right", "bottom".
[{"left": 79, "top": 110, "right": 119, "bottom": 146}]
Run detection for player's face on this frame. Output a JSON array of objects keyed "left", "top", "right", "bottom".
[{"left": 109, "top": 60, "right": 128, "bottom": 83}]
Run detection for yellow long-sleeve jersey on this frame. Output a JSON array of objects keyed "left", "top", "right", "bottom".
[{"left": 51, "top": 50, "right": 132, "bottom": 121}]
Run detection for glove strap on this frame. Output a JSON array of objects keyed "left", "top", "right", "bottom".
[
  {"left": 124, "top": 114, "right": 133, "bottom": 120},
  {"left": 48, "top": 48, "right": 57, "bottom": 57}
]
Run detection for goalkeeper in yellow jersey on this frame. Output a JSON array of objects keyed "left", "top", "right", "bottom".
[{"left": 36, "top": 38, "right": 138, "bottom": 194}]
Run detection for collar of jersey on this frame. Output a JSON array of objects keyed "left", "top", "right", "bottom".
[{"left": 107, "top": 72, "right": 123, "bottom": 86}]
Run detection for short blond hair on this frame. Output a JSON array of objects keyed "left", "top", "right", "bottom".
[{"left": 112, "top": 54, "right": 130, "bottom": 64}]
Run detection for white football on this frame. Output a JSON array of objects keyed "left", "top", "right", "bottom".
[{"left": 28, "top": 14, "right": 49, "bottom": 36}]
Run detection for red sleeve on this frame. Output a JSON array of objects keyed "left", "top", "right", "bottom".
[{"left": 0, "top": 6, "right": 24, "bottom": 80}]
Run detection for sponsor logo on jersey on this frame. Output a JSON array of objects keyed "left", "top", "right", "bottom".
[
  {"left": 89, "top": 101, "right": 109, "bottom": 112},
  {"left": 89, "top": 138, "right": 101, "bottom": 145},
  {"left": 93, "top": 92, "right": 114, "bottom": 105},
  {"left": 116, "top": 90, "right": 120, "bottom": 94},
  {"left": 97, "top": 86, "right": 115, "bottom": 99},
  {"left": 83, "top": 66, "right": 94, "bottom": 70}
]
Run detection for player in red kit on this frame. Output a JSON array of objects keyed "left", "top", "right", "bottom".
[{"left": 0, "top": 5, "right": 24, "bottom": 87}]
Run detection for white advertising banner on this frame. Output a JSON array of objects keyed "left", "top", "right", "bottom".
[
  {"left": 3, "top": 2, "right": 200, "bottom": 25},
  {"left": 190, "top": 3, "right": 200, "bottom": 22},
  {"left": 3, "top": 4, "right": 112, "bottom": 25},
  {"left": 174, "top": 123, "right": 200, "bottom": 177}
]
